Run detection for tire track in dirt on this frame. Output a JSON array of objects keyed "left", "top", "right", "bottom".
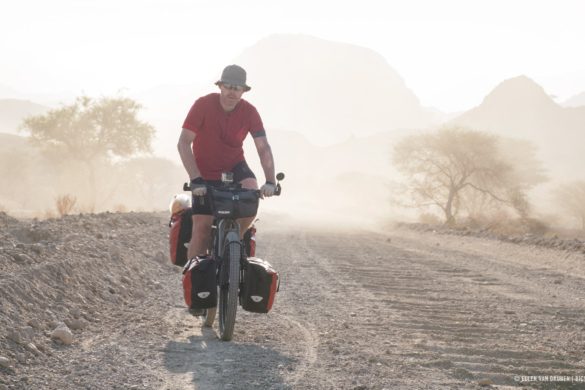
[{"left": 300, "top": 228, "right": 585, "bottom": 388}]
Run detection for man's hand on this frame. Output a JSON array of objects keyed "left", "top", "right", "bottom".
[
  {"left": 190, "top": 177, "right": 207, "bottom": 196},
  {"left": 260, "top": 182, "right": 276, "bottom": 198}
]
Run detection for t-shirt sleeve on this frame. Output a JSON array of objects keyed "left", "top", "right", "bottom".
[
  {"left": 182, "top": 97, "right": 206, "bottom": 133},
  {"left": 248, "top": 106, "right": 266, "bottom": 137}
]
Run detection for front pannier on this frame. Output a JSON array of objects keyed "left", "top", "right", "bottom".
[
  {"left": 240, "top": 257, "right": 279, "bottom": 313},
  {"left": 182, "top": 256, "right": 217, "bottom": 309},
  {"left": 210, "top": 188, "right": 259, "bottom": 219}
]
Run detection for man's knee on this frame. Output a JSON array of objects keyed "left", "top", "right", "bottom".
[{"left": 192, "top": 215, "right": 213, "bottom": 233}]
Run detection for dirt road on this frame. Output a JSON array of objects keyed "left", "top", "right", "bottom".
[{"left": 1, "top": 212, "right": 585, "bottom": 389}]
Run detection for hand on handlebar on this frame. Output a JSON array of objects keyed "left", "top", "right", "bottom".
[
  {"left": 260, "top": 182, "right": 277, "bottom": 198},
  {"left": 190, "top": 177, "right": 207, "bottom": 196}
]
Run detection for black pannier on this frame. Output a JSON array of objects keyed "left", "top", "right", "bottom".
[
  {"left": 182, "top": 256, "right": 217, "bottom": 309},
  {"left": 210, "top": 188, "right": 259, "bottom": 219},
  {"left": 240, "top": 257, "right": 279, "bottom": 313}
]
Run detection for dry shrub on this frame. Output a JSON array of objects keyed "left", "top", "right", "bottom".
[
  {"left": 114, "top": 204, "right": 128, "bottom": 213},
  {"left": 55, "top": 194, "right": 77, "bottom": 217},
  {"left": 461, "top": 212, "right": 549, "bottom": 236}
]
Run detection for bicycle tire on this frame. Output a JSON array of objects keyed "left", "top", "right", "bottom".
[{"left": 218, "top": 241, "right": 240, "bottom": 341}]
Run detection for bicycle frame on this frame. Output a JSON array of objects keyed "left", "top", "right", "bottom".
[{"left": 182, "top": 172, "right": 284, "bottom": 340}]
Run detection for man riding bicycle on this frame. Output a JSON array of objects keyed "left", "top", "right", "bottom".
[{"left": 177, "top": 64, "right": 276, "bottom": 263}]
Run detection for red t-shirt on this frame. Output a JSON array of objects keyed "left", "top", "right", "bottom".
[{"left": 182, "top": 93, "right": 265, "bottom": 180}]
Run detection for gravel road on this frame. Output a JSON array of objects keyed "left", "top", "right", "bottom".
[{"left": 1, "top": 212, "right": 585, "bottom": 389}]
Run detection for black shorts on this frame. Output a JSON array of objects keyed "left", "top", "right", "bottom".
[{"left": 192, "top": 160, "right": 256, "bottom": 216}]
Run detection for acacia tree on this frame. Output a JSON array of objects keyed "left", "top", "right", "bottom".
[
  {"left": 554, "top": 181, "right": 585, "bottom": 231},
  {"left": 20, "top": 96, "right": 155, "bottom": 208},
  {"left": 393, "top": 127, "right": 543, "bottom": 225}
]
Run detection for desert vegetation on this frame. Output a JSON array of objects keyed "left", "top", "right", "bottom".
[
  {"left": 393, "top": 126, "right": 549, "bottom": 233},
  {"left": 0, "top": 96, "right": 185, "bottom": 217}
]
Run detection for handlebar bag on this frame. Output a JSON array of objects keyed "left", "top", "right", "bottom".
[
  {"left": 182, "top": 256, "right": 217, "bottom": 309},
  {"left": 210, "top": 188, "right": 259, "bottom": 219},
  {"left": 168, "top": 208, "right": 192, "bottom": 267},
  {"left": 240, "top": 257, "right": 279, "bottom": 313}
]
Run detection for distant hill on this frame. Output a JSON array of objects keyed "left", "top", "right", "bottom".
[
  {"left": 451, "top": 76, "right": 585, "bottom": 179},
  {"left": 0, "top": 99, "right": 49, "bottom": 134},
  {"left": 0, "top": 133, "right": 32, "bottom": 152},
  {"left": 0, "top": 83, "right": 19, "bottom": 99},
  {"left": 234, "top": 34, "right": 437, "bottom": 145},
  {"left": 563, "top": 91, "right": 585, "bottom": 107}
]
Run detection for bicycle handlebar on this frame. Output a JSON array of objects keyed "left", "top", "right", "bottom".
[{"left": 183, "top": 172, "right": 285, "bottom": 196}]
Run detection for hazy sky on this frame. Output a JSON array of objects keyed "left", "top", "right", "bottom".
[{"left": 1, "top": 0, "right": 584, "bottom": 112}]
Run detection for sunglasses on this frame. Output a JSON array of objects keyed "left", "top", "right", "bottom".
[{"left": 221, "top": 83, "right": 245, "bottom": 92}]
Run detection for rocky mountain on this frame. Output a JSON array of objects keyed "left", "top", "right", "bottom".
[
  {"left": 0, "top": 99, "right": 49, "bottom": 134},
  {"left": 234, "top": 34, "right": 437, "bottom": 145},
  {"left": 451, "top": 76, "right": 585, "bottom": 179}
]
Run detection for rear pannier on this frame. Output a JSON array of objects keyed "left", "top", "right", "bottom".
[
  {"left": 169, "top": 209, "right": 192, "bottom": 267},
  {"left": 240, "top": 257, "right": 279, "bottom": 313}
]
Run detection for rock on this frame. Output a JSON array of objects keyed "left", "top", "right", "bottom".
[
  {"left": 13, "top": 252, "right": 36, "bottom": 264},
  {"left": 65, "top": 318, "right": 87, "bottom": 330},
  {"left": 70, "top": 307, "right": 82, "bottom": 319},
  {"left": 0, "top": 356, "right": 11, "bottom": 368},
  {"left": 51, "top": 323, "right": 74, "bottom": 345},
  {"left": 25, "top": 343, "right": 41, "bottom": 356},
  {"left": 27, "top": 318, "right": 43, "bottom": 329},
  {"left": 478, "top": 378, "right": 493, "bottom": 386}
]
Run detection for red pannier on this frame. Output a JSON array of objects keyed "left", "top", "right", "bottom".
[
  {"left": 240, "top": 257, "right": 279, "bottom": 313},
  {"left": 243, "top": 225, "right": 257, "bottom": 257},
  {"left": 182, "top": 256, "right": 217, "bottom": 309},
  {"left": 169, "top": 209, "right": 192, "bottom": 267}
]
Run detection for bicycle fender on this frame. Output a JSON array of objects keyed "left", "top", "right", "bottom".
[{"left": 225, "top": 231, "right": 240, "bottom": 243}]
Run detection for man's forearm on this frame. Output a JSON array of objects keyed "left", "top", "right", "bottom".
[
  {"left": 177, "top": 141, "right": 201, "bottom": 180},
  {"left": 259, "top": 145, "right": 276, "bottom": 183}
]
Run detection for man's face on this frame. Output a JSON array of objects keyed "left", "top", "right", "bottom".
[{"left": 219, "top": 83, "right": 245, "bottom": 111}]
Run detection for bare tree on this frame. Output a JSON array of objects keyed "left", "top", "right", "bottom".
[
  {"left": 554, "top": 181, "right": 585, "bottom": 231},
  {"left": 393, "top": 127, "right": 544, "bottom": 225}
]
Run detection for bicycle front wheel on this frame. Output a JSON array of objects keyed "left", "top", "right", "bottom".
[{"left": 218, "top": 241, "right": 241, "bottom": 341}]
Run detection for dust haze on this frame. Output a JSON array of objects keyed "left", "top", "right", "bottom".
[{"left": 1, "top": 35, "right": 585, "bottom": 234}]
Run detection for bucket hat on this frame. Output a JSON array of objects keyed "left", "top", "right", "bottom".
[{"left": 215, "top": 64, "right": 251, "bottom": 91}]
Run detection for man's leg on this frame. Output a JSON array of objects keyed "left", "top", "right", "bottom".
[
  {"left": 188, "top": 214, "right": 214, "bottom": 259},
  {"left": 238, "top": 177, "right": 259, "bottom": 238}
]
